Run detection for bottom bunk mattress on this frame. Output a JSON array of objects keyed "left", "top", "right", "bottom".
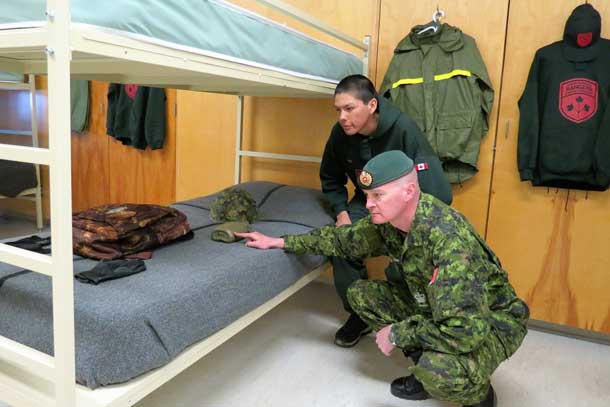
[
  {"left": 0, "top": 160, "right": 37, "bottom": 197},
  {"left": 0, "top": 181, "right": 333, "bottom": 389}
]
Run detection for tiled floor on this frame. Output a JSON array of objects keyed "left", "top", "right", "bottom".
[{"left": 135, "top": 282, "right": 610, "bottom": 407}]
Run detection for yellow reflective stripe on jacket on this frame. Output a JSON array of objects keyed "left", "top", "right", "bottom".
[
  {"left": 392, "top": 77, "right": 424, "bottom": 88},
  {"left": 392, "top": 70, "right": 472, "bottom": 88},
  {"left": 434, "top": 69, "right": 472, "bottom": 81}
]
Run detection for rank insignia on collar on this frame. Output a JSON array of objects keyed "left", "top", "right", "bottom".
[{"left": 359, "top": 170, "right": 373, "bottom": 187}]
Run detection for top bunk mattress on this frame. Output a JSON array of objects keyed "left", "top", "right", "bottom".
[
  {"left": 0, "top": 0, "right": 363, "bottom": 83},
  {"left": 0, "top": 72, "right": 24, "bottom": 82}
]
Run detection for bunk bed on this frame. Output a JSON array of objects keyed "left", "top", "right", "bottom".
[
  {"left": 0, "top": 1, "right": 370, "bottom": 406},
  {"left": 0, "top": 73, "right": 43, "bottom": 230}
]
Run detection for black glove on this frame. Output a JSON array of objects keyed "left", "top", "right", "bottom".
[
  {"left": 5, "top": 235, "right": 51, "bottom": 254},
  {"left": 75, "top": 259, "right": 146, "bottom": 285}
]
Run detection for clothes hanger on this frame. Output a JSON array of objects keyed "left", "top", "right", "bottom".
[{"left": 416, "top": 6, "right": 445, "bottom": 35}]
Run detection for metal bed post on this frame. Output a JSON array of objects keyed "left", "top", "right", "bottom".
[
  {"left": 362, "top": 35, "right": 371, "bottom": 76},
  {"left": 28, "top": 74, "right": 44, "bottom": 231},
  {"left": 235, "top": 95, "right": 244, "bottom": 184},
  {"left": 46, "top": 0, "right": 76, "bottom": 405}
]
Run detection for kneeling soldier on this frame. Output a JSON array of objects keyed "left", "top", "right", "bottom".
[{"left": 237, "top": 150, "right": 529, "bottom": 406}]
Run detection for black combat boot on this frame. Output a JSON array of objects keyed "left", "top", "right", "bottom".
[
  {"left": 464, "top": 385, "right": 497, "bottom": 407},
  {"left": 334, "top": 313, "right": 372, "bottom": 347},
  {"left": 390, "top": 374, "right": 430, "bottom": 401}
]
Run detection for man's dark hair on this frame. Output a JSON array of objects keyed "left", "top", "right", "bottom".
[{"left": 334, "top": 74, "right": 379, "bottom": 107}]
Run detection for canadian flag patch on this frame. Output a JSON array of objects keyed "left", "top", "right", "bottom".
[{"left": 416, "top": 162, "right": 429, "bottom": 171}]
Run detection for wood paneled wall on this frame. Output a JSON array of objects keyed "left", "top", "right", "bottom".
[{"left": 487, "top": 0, "right": 610, "bottom": 333}]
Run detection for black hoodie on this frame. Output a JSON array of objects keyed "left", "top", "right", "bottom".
[
  {"left": 320, "top": 97, "right": 452, "bottom": 215},
  {"left": 517, "top": 4, "right": 610, "bottom": 190}
]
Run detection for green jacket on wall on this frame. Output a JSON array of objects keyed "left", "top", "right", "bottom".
[{"left": 380, "top": 24, "right": 494, "bottom": 184}]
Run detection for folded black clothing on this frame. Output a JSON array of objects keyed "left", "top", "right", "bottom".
[
  {"left": 75, "top": 259, "right": 146, "bottom": 285},
  {"left": 4, "top": 235, "right": 51, "bottom": 254}
]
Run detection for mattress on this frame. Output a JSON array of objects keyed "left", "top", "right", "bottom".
[
  {"left": 0, "top": 0, "right": 363, "bottom": 82},
  {"left": 0, "top": 181, "right": 333, "bottom": 389},
  {"left": 0, "top": 160, "right": 37, "bottom": 197},
  {"left": 0, "top": 72, "right": 24, "bottom": 83}
]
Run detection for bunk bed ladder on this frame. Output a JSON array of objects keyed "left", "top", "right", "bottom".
[
  {"left": 0, "top": 1, "right": 75, "bottom": 406},
  {"left": 0, "top": 74, "right": 44, "bottom": 230},
  {"left": 29, "top": 74, "right": 44, "bottom": 231}
]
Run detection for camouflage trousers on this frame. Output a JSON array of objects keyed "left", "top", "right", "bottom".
[
  {"left": 331, "top": 197, "right": 403, "bottom": 310},
  {"left": 347, "top": 280, "right": 508, "bottom": 406}
]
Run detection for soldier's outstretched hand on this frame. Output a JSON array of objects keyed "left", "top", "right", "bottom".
[{"left": 235, "top": 232, "right": 285, "bottom": 250}]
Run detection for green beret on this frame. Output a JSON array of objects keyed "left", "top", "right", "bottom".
[
  {"left": 211, "top": 221, "right": 249, "bottom": 243},
  {"left": 358, "top": 150, "right": 414, "bottom": 190}
]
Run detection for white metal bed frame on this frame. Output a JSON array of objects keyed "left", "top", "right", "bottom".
[
  {"left": 0, "top": 74, "right": 43, "bottom": 231},
  {"left": 0, "top": 1, "right": 369, "bottom": 406}
]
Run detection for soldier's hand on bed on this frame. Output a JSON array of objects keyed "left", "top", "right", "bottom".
[{"left": 234, "top": 232, "right": 285, "bottom": 250}]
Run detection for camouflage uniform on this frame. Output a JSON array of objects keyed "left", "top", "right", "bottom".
[{"left": 284, "top": 193, "right": 529, "bottom": 405}]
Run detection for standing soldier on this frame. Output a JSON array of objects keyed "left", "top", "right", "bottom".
[
  {"left": 321, "top": 74, "right": 452, "bottom": 347},
  {"left": 237, "top": 150, "right": 528, "bottom": 407}
]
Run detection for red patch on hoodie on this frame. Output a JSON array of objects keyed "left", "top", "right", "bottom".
[
  {"left": 125, "top": 84, "right": 138, "bottom": 100},
  {"left": 559, "top": 78, "right": 598, "bottom": 123},
  {"left": 577, "top": 32, "right": 593, "bottom": 47}
]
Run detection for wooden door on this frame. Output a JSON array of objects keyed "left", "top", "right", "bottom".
[
  {"left": 376, "top": 0, "right": 509, "bottom": 236},
  {"left": 487, "top": 0, "right": 610, "bottom": 333}
]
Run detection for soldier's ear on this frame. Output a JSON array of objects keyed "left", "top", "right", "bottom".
[
  {"left": 367, "top": 97, "right": 378, "bottom": 114},
  {"left": 404, "top": 182, "right": 417, "bottom": 201}
]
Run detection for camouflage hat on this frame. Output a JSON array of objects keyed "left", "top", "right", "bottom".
[
  {"left": 210, "top": 187, "right": 258, "bottom": 223},
  {"left": 357, "top": 150, "right": 414, "bottom": 190}
]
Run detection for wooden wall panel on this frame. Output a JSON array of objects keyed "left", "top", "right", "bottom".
[
  {"left": 240, "top": 97, "right": 337, "bottom": 189},
  {"left": 108, "top": 88, "right": 176, "bottom": 206},
  {"left": 71, "top": 81, "right": 110, "bottom": 212},
  {"left": 487, "top": 0, "right": 610, "bottom": 333},
  {"left": 0, "top": 89, "right": 31, "bottom": 132},
  {"left": 376, "top": 0, "right": 509, "bottom": 236},
  {"left": 175, "top": 91, "right": 237, "bottom": 200}
]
